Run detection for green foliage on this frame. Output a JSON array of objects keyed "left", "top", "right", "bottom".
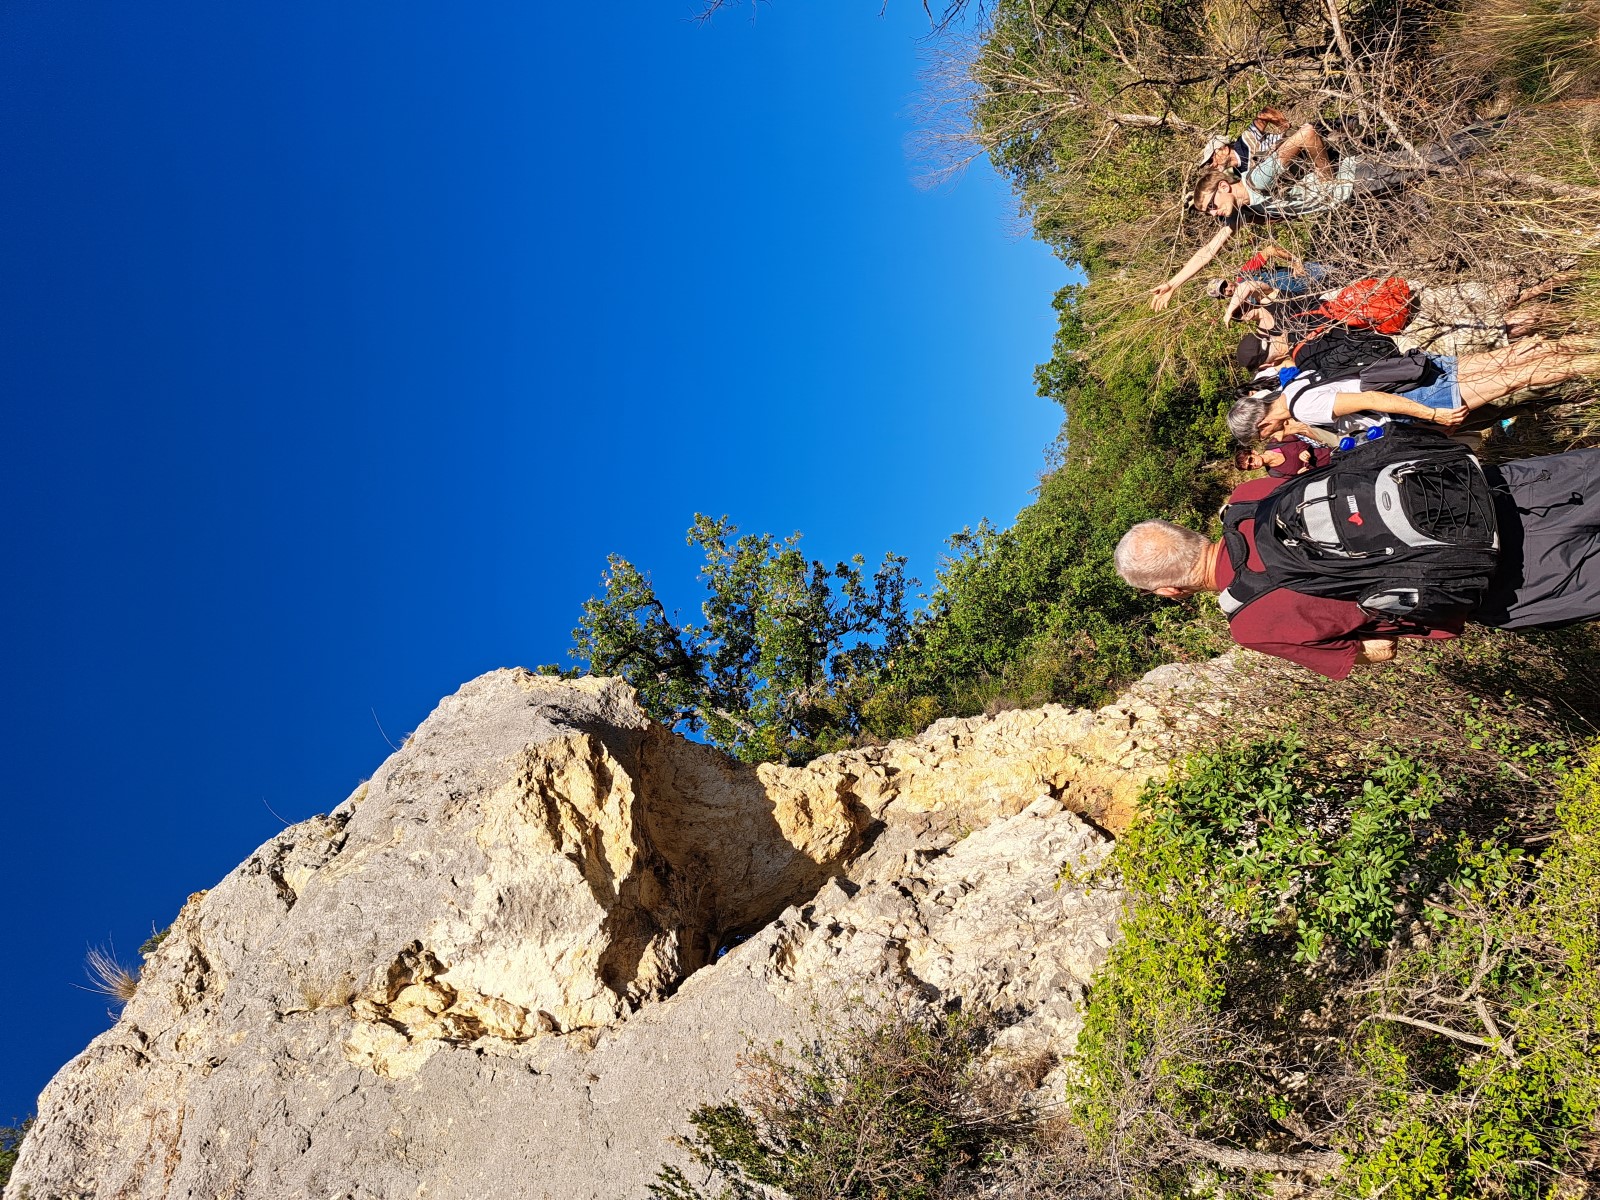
[
  {"left": 871, "top": 293, "right": 1233, "bottom": 731},
  {"left": 1144, "top": 739, "right": 1445, "bottom": 961},
  {"left": 138, "top": 926, "right": 170, "bottom": 958},
  {"left": 1344, "top": 745, "right": 1600, "bottom": 1199},
  {"left": 572, "top": 514, "right": 912, "bottom": 764},
  {"left": 1069, "top": 736, "right": 1600, "bottom": 1199},
  {"left": 649, "top": 1011, "right": 1010, "bottom": 1200},
  {"left": 0, "top": 1118, "right": 33, "bottom": 1191}
]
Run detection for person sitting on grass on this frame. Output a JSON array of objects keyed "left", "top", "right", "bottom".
[
  {"left": 1227, "top": 336, "right": 1600, "bottom": 441},
  {"left": 1114, "top": 445, "right": 1600, "bottom": 679},
  {"left": 1206, "top": 246, "right": 1331, "bottom": 301},
  {"left": 1151, "top": 122, "right": 1342, "bottom": 311},
  {"left": 1195, "top": 108, "right": 1291, "bottom": 179},
  {"left": 1151, "top": 119, "right": 1505, "bottom": 310}
]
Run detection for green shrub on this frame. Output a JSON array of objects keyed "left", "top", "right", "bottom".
[
  {"left": 0, "top": 1118, "right": 33, "bottom": 1191},
  {"left": 1068, "top": 737, "right": 1600, "bottom": 1198},
  {"left": 649, "top": 1009, "right": 1017, "bottom": 1200}
]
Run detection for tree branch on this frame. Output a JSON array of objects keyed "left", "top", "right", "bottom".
[
  {"left": 1469, "top": 168, "right": 1600, "bottom": 202},
  {"left": 1367, "top": 1011, "right": 1498, "bottom": 1051},
  {"left": 1471, "top": 997, "right": 1522, "bottom": 1064},
  {"left": 1178, "top": 1138, "right": 1342, "bottom": 1174}
]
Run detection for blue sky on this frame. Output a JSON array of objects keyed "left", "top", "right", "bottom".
[{"left": 0, "top": 0, "right": 1068, "bottom": 1119}]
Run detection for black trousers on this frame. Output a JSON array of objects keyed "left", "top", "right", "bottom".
[{"left": 1478, "top": 449, "right": 1600, "bottom": 629}]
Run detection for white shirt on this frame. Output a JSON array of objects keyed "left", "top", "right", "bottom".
[{"left": 1285, "top": 376, "right": 1387, "bottom": 433}]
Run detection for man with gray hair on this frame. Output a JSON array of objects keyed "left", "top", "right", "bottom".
[
  {"left": 1116, "top": 446, "right": 1600, "bottom": 678},
  {"left": 1113, "top": 521, "right": 1214, "bottom": 595}
]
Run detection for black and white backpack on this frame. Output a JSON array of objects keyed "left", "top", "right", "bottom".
[{"left": 1221, "top": 426, "right": 1500, "bottom": 626}]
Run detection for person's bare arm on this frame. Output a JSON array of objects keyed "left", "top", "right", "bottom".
[
  {"left": 1275, "top": 123, "right": 1333, "bottom": 181},
  {"left": 1273, "top": 246, "right": 1312, "bottom": 280},
  {"left": 1331, "top": 391, "right": 1467, "bottom": 426},
  {"left": 1256, "top": 107, "right": 1290, "bottom": 133},
  {"left": 1224, "top": 281, "right": 1270, "bottom": 322},
  {"left": 1282, "top": 420, "right": 1341, "bottom": 447},
  {"left": 1353, "top": 637, "right": 1397, "bottom": 666},
  {"left": 1151, "top": 224, "right": 1235, "bottom": 310}
]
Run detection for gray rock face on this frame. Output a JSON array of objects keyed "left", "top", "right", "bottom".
[{"left": 8, "top": 659, "right": 1256, "bottom": 1200}]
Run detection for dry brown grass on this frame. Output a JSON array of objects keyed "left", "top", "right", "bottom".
[
  {"left": 84, "top": 946, "right": 139, "bottom": 1004},
  {"left": 931, "top": 0, "right": 1600, "bottom": 417}
]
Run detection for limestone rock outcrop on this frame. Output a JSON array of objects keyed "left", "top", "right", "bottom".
[{"left": 8, "top": 656, "right": 1260, "bottom": 1200}]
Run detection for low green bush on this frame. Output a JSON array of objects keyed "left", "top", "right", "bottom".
[
  {"left": 648, "top": 1009, "right": 1017, "bottom": 1200},
  {"left": 0, "top": 1119, "right": 33, "bottom": 1191},
  {"left": 1070, "top": 737, "right": 1600, "bottom": 1198}
]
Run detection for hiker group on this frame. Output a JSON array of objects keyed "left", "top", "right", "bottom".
[{"left": 1116, "top": 109, "right": 1600, "bottom": 678}]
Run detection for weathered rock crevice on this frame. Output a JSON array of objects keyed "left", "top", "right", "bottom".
[{"left": 8, "top": 655, "right": 1267, "bottom": 1200}]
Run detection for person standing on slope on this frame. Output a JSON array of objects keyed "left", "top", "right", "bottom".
[{"left": 1114, "top": 441, "right": 1600, "bottom": 679}]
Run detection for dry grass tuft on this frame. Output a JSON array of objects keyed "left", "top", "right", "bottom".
[
  {"left": 84, "top": 946, "right": 139, "bottom": 1004},
  {"left": 295, "top": 976, "right": 358, "bottom": 1012}
]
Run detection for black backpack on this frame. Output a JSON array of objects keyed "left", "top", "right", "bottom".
[
  {"left": 1220, "top": 427, "right": 1500, "bottom": 627},
  {"left": 1291, "top": 324, "right": 1400, "bottom": 380}
]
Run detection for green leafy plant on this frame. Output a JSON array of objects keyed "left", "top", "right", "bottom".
[
  {"left": 649, "top": 1009, "right": 1016, "bottom": 1200},
  {"left": 572, "top": 514, "right": 913, "bottom": 764},
  {"left": 0, "top": 1118, "right": 33, "bottom": 1191},
  {"left": 1067, "top": 736, "right": 1600, "bottom": 1198},
  {"left": 138, "top": 926, "right": 170, "bottom": 958}
]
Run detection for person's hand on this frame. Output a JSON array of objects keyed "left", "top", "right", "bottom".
[
  {"left": 1354, "top": 637, "right": 1398, "bottom": 666},
  {"left": 1150, "top": 282, "right": 1176, "bottom": 311},
  {"left": 1430, "top": 405, "right": 1469, "bottom": 428}
]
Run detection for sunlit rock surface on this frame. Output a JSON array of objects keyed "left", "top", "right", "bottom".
[{"left": 9, "top": 658, "right": 1257, "bottom": 1200}]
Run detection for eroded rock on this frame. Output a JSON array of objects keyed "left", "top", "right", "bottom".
[{"left": 8, "top": 657, "right": 1259, "bottom": 1200}]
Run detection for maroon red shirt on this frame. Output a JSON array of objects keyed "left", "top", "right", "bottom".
[
  {"left": 1219, "top": 477, "right": 1462, "bottom": 679},
  {"left": 1263, "top": 438, "right": 1332, "bottom": 478}
]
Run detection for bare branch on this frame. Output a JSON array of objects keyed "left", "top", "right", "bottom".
[
  {"left": 1366, "top": 1011, "right": 1499, "bottom": 1052},
  {"left": 1178, "top": 1138, "right": 1343, "bottom": 1174},
  {"left": 1471, "top": 997, "right": 1522, "bottom": 1064}
]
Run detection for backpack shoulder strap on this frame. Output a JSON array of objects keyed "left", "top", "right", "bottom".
[
  {"left": 1218, "top": 499, "right": 1279, "bottom": 619},
  {"left": 1281, "top": 370, "right": 1328, "bottom": 421}
]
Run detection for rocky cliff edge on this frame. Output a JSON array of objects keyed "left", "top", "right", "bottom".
[{"left": 8, "top": 658, "right": 1259, "bottom": 1200}]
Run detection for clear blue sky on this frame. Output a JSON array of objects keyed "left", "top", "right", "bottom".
[{"left": 0, "top": 0, "right": 1068, "bottom": 1119}]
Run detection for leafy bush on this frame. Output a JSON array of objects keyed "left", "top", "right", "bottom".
[
  {"left": 1068, "top": 736, "right": 1600, "bottom": 1198},
  {"left": 0, "top": 1119, "right": 33, "bottom": 1191},
  {"left": 570, "top": 514, "right": 913, "bottom": 764},
  {"left": 649, "top": 1009, "right": 1017, "bottom": 1200},
  {"left": 138, "top": 926, "right": 169, "bottom": 958}
]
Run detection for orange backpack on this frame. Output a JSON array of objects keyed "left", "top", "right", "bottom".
[{"left": 1313, "top": 277, "right": 1415, "bottom": 335}]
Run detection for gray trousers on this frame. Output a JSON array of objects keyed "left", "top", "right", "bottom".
[{"left": 1477, "top": 449, "right": 1600, "bottom": 629}]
